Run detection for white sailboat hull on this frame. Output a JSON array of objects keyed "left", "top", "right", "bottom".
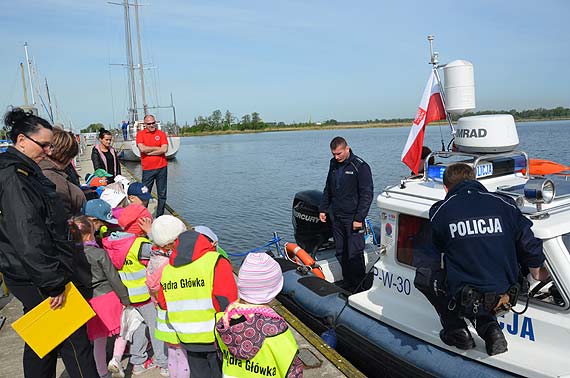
[{"left": 116, "top": 136, "right": 180, "bottom": 162}]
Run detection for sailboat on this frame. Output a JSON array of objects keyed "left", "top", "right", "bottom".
[
  {"left": 2, "top": 43, "right": 45, "bottom": 153},
  {"left": 113, "top": 0, "right": 180, "bottom": 162}
]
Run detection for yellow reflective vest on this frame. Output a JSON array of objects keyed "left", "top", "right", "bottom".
[
  {"left": 118, "top": 237, "right": 151, "bottom": 303},
  {"left": 214, "top": 312, "right": 298, "bottom": 378},
  {"left": 155, "top": 308, "right": 179, "bottom": 343},
  {"left": 160, "top": 251, "right": 220, "bottom": 344}
]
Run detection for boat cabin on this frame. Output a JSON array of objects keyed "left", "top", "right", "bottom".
[{"left": 346, "top": 115, "right": 570, "bottom": 377}]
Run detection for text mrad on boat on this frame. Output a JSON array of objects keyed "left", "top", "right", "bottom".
[{"left": 274, "top": 37, "right": 570, "bottom": 378}]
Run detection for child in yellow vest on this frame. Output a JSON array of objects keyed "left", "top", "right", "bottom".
[
  {"left": 215, "top": 253, "right": 303, "bottom": 378},
  {"left": 103, "top": 204, "right": 169, "bottom": 376},
  {"left": 156, "top": 230, "right": 238, "bottom": 378},
  {"left": 148, "top": 215, "right": 190, "bottom": 378}
]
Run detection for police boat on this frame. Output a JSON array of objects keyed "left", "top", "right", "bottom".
[{"left": 275, "top": 39, "right": 570, "bottom": 378}]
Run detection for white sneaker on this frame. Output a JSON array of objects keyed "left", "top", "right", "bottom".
[
  {"left": 132, "top": 359, "right": 156, "bottom": 376},
  {"left": 159, "top": 367, "right": 170, "bottom": 377},
  {"left": 107, "top": 357, "right": 125, "bottom": 378}
]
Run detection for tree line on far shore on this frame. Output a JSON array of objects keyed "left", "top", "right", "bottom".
[{"left": 80, "top": 106, "right": 570, "bottom": 134}]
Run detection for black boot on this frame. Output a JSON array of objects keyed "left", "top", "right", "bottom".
[
  {"left": 482, "top": 323, "right": 508, "bottom": 356},
  {"left": 439, "top": 328, "right": 476, "bottom": 350}
]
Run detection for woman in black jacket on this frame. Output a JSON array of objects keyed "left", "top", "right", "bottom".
[
  {"left": 0, "top": 108, "right": 98, "bottom": 378},
  {"left": 91, "top": 128, "right": 121, "bottom": 181}
]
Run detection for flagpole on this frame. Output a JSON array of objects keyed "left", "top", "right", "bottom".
[{"left": 427, "top": 35, "right": 456, "bottom": 139}]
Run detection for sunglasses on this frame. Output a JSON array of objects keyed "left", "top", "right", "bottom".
[
  {"left": 145, "top": 122, "right": 156, "bottom": 126},
  {"left": 24, "top": 133, "right": 53, "bottom": 151}
]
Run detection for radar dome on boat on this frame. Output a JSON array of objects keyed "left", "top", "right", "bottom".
[
  {"left": 454, "top": 114, "right": 519, "bottom": 153},
  {"left": 443, "top": 60, "right": 475, "bottom": 115}
]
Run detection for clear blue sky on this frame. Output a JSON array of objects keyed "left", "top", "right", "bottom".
[{"left": 0, "top": 0, "right": 568, "bottom": 131}]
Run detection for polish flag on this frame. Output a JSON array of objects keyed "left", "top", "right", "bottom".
[{"left": 401, "top": 70, "right": 446, "bottom": 174}]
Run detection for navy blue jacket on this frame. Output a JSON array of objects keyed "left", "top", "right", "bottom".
[
  {"left": 429, "top": 180, "right": 545, "bottom": 296},
  {"left": 319, "top": 150, "right": 373, "bottom": 222}
]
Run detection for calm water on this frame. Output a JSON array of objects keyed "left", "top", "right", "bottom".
[{"left": 125, "top": 120, "right": 570, "bottom": 254}]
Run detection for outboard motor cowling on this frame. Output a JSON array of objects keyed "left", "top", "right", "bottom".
[{"left": 292, "top": 190, "right": 332, "bottom": 255}]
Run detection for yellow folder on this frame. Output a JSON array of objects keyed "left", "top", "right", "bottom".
[{"left": 11, "top": 282, "right": 95, "bottom": 358}]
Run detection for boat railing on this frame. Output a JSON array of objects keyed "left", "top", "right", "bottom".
[
  {"left": 419, "top": 150, "right": 530, "bottom": 182},
  {"left": 382, "top": 186, "right": 442, "bottom": 202}
]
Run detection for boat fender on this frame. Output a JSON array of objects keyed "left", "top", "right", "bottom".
[{"left": 284, "top": 242, "right": 325, "bottom": 279}]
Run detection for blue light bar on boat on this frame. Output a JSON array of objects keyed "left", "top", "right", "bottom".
[{"left": 426, "top": 153, "right": 528, "bottom": 183}]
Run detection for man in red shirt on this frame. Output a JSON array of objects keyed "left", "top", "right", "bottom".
[{"left": 136, "top": 114, "right": 168, "bottom": 216}]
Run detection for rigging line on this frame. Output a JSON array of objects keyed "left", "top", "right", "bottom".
[
  {"left": 108, "top": 55, "right": 116, "bottom": 128},
  {"left": 141, "top": 1, "right": 162, "bottom": 119},
  {"left": 153, "top": 68, "right": 160, "bottom": 119},
  {"left": 37, "top": 94, "right": 52, "bottom": 122}
]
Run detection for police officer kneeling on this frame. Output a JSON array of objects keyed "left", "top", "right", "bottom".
[{"left": 425, "top": 163, "right": 548, "bottom": 356}]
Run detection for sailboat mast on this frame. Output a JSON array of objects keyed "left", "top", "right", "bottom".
[
  {"left": 20, "top": 63, "right": 29, "bottom": 106},
  {"left": 123, "top": 0, "right": 138, "bottom": 123},
  {"left": 170, "top": 93, "right": 177, "bottom": 126},
  {"left": 133, "top": 0, "right": 148, "bottom": 116},
  {"left": 24, "top": 42, "right": 36, "bottom": 106}
]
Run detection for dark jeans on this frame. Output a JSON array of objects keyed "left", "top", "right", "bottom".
[
  {"left": 142, "top": 166, "right": 168, "bottom": 216},
  {"left": 6, "top": 282, "right": 98, "bottom": 378},
  {"left": 185, "top": 351, "right": 222, "bottom": 378},
  {"left": 332, "top": 216, "right": 366, "bottom": 291}
]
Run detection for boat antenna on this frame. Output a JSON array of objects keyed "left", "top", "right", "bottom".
[
  {"left": 427, "top": 35, "right": 455, "bottom": 151},
  {"left": 24, "top": 42, "right": 36, "bottom": 106}
]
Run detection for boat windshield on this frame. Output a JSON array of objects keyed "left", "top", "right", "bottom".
[{"left": 562, "top": 232, "right": 570, "bottom": 254}]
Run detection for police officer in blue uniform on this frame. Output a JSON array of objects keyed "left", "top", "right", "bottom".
[
  {"left": 319, "top": 137, "right": 373, "bottom": 292},
  {"left": 428, "top": 163, "right": 547, "bottom": 355}
]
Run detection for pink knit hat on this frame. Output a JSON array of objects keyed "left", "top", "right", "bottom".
[{"left": 238, "top": 253, "right": 283, "bottom": 304}]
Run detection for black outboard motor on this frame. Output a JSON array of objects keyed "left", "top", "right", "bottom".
[{"left": 292, "top": 190, "right": 333, "bottom": 255}]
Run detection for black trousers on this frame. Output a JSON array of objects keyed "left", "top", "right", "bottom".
[
  {"left": 332, "top": 217, "right": 366, "bottom": 291},
  {"left": 6, "top": 283, "right": 98, "bottom": 378},
  {"left": 414, "top": 272, "right": 498, "bottom": 337},
  {"left": 185, "top": 351, "right": 222, "bottom": 378}
]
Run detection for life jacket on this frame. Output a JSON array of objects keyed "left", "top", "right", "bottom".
[
  {"left": 160, "top": 251, "right": 220, "bottom": 343},
  {"left": 214, "top": 312, "right": 298, "bottom": 378},
  {"left": 118, "top": 237, "right": 151, "bottom": 303}
]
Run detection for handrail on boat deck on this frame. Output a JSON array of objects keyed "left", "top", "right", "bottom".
[{"left": 421, "top": 150, "right": 530, "bottom": 181}]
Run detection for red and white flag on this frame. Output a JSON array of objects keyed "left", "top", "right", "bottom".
[{"left": 401, "top": 70, "right": 446, "bottom": 174}]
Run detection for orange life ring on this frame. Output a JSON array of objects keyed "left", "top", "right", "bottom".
[{"left": 284, "top": 242, "right": 325, "bottom": 279}]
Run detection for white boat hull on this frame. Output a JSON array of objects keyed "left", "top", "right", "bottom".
[{"left": 115, "top": 137, "right": 180, "bottom": 162}]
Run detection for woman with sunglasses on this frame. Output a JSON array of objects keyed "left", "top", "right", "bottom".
[{"left": 0, "top": 108, "right": 98, "bottom": 378}]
